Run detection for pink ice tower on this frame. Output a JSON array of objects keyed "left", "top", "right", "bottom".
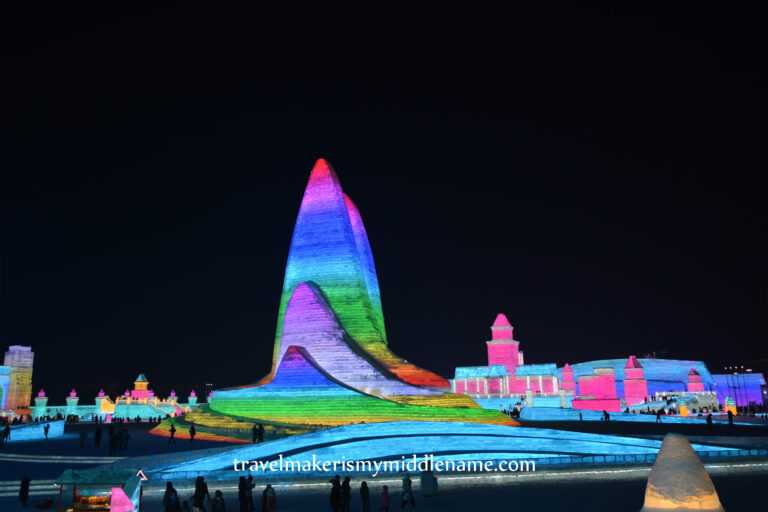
[
  {"left": 69, "top": 388, "right": 77, "bottom": 398},
  {"left": 687, "top": 368, "right": 705, "bottom": 392},
  {"left": 37, "top": 388, "right": 46, "bottom": 398},
  {"left": 130, "top": 373, "right": 151, "bottom": 400},
  {"left": 560, "top": 364, "right": 576, "bottom": 392},
  {"left": 623, "top": 355, "right": 648, "bottom": 406},
  {"left": 97, "top": 389, "right": 105, "bottom": 398},
  {"left": 486, "top": 313, "right": 519, "bottom": 376}
]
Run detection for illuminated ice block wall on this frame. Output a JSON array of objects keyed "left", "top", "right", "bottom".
[
  {"left": 209, "top": 346, "right": 511, "bottom": 427},
  {"left": 2, "top": 345, "right": 34, "bottom": 414},
  {"left": 564, "top": 358, "right": 715, "bottom": 398},
  {"left": 711, "top": 373, "right": 766, "bottom": 407},
  {"left": 0, "top": 366, "right": 9, "bottom": 410},
  {"left": 31, "top": 375, "right": 200, "bottom": 421},
  {"left": 147, "top": 421, "right": 739, "bottom": 477},
  {"left": 181, "top": 159, "right": 512, "bottom": 439},
  {"left": 571, "top": 368, "right": 622, "bottom": 412},
  {"left": 6, "top": 419, "right": 65, "bottom": 441},
  {"left": 452, "top": 322, "right": 736, "bottom": 413},
  {"left": 454, "top": 316, "right": 560, "bottom": 396}
]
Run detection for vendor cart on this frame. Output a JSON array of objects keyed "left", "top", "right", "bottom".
[{"left": 54, "top": 468, "right": 143, "bottom": 512}]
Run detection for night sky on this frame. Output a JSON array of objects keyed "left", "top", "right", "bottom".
[{"left": 3, "top": 8, "right": 766, "bottom": 401}]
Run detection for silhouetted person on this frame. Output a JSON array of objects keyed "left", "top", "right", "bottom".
[
  {"left": 189, "top": 425, "right": 196, "bottom": 442},
  {"left": 579, "top": 412, "right": 582, "bottom": 422},
  {"left": 261, "top": 484, "right": 275, "bottom": 512},
  {"left": 193, "top": 476, "right": 211, "bottom": 512},
  {"left": 238, "top": 477, "right": 249, "bottom": 512},
  {"left": 164, "top": 482, "right": 181, "bottom": 512},
  {"left": 169, "top": 424, "right": 177, "bottom": 443},
  {"left": 252, "top": 424, "right": 258, "bottom": 444},
  {"left": 706, "top": 413, "right": 713, "bottom": 430},
  {"left": 211, "top": 490, "right": 226, "bottom": 512},
  {"left": 79, "top": 430, "right": 87, "bottom": 448},
  {"left": 247, "top": 476, "right": 255, "bottom": 510},
  {"left": 360, "top": 481, "right": 370, "bottom": 512},
  {"left": 378, "top": 485, "right": 389, "bottom": 512},
  {"left": 2, "top": 424, "right": 10, "bottom": 446},
  {"left": 43, "top": 424, "right": 50, "bottom": 440},
  {"left": 257, "top": 424, "right": 264, "bottom": 443},
  {"left": 19, "top": 475, "right": 31, "bottom": 507},
  {"left": 655, "top": 410, "right": 662, "bottom": 423},
  {"left": 329, "top": 478, "right": 342, "bottom": 512},
  {"left": 94, "top": 426, "right": 102, "bottom": 448},
  {"left": 727, "top": 409, "right": 734, "bottom": 426},
  {"left": 341, "top": 476, "right": 351, "bottom": 512},
  {"left": 399, "top": 475, "right": 415, "bottom": 510}
]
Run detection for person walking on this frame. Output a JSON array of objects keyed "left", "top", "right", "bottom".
[
  {"left": 19, "top": 474, "right": 31, "bottom": 508},
  {"left": 399, "top": 475, "right": 415, "bottom": 510},
  {"left": 2, "top": 424, "right": 10, "bottom": 448},
  {"left": 341, "top": 476, "right": 351, "bottom": 512},
  {"left": 706, "top": 413, "right": 713, "bottom": 430},
  {"left": 43, "top": 424, "right": 50, "bottom": 440},
  {"left": 257, "top": 424, "right": 265, "bottom": 443},
  {"left": 190, "top": 425, "right": 196, "bottom": 443},
  {"left": 378, "top": 485, "right": 389, "bottom": 512},
  {"left": 169, "top": 424, "right": 177, "bottom": 443},
  {"left": 360, "top": 481, "right": 370, "bottom": 512},
  {"left": 192, "top": 476, "right": 211, "bottom": 512},
  {"left": 164, "top": 482, "right": 181, "bottom": 512},
  {"left": 655, "top": 410, "right": 662, "bottom": 423},
  {"left": 251, "top": 424, "right": 258, "bottom": 444},
  {"left": 727, "top": 409, "right": 734, "bottom": 426}
]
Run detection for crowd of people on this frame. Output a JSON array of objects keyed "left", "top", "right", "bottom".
[
  {"left": 156, "top": 474, "right": 420, "bottom": 512},
  {"left": 161, "top": 476, "right": 278, "bottom": 512}
]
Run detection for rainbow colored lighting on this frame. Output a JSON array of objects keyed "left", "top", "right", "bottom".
[
  {"left": 210, "top": 346, "right": 514, "bottom": 428},
  {"left": 186, "top": 159, "right": 515, "bottom": 434},
  {"left": 269, "top": 159, "right": 448, "bottom": 390}
]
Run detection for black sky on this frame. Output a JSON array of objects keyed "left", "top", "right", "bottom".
[{"left": 2, "top": 7, "right": 766, "bottom": 400}]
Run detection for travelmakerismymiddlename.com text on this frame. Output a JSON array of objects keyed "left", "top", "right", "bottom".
[{"left": 233, "top": 454, "right": 536, "bottom": 477}]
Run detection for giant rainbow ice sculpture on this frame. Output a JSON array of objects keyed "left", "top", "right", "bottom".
[{"left": 157, "top": 159, "right": 514, "bottom": 439}]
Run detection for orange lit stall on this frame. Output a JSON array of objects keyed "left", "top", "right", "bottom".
[{"left": 55, "top": 469, "right": 143, "bottom": 512}]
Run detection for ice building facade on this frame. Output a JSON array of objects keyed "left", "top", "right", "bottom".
[{"left": 452, "top": 317, "right": 766, "bottom": 411}]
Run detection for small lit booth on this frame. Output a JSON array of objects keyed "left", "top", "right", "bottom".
[{"left": 55, "top": 469, "right": 143, "bottom": 512}]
